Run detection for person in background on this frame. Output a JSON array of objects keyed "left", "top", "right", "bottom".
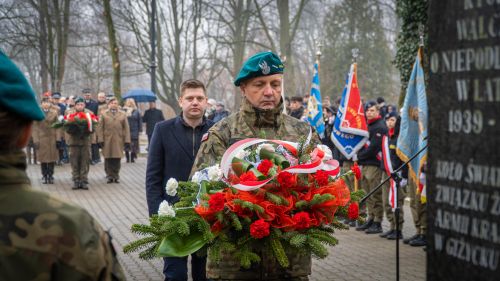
[
  {"left": 379, "top": 111, "right": 406, "bottom": 240},
  {"left": 123, "top": 98, "right": 142, "bottom": 163},
  {"left": 205, "top": 98, "right": 217, "bottom": 120},
  {"left": 377, "top": 97, "right": 388, "bottom": 118},
  {"left": 302, "top": 94, "right": 310, "bottom": 108},
  {"left": 32, "top": 98, "right": 59, "bottom": 184},
  {"left": 97, "top": 92, "right": 108, "bottom": 115},
  {"left": 146, "top": 79, "right": 214, "bottom": 281},
  {"left": 355, "top": 100, "right": 388, "bottom": 234},
  {"left": 66, "top": 97, "right": 94, "bottom": 190},
  {"left": 98, "top": 97, "right": 131, "bottom": 183},
  {"left": 284, "top": 96, "right": 291, "bottom": 114},
  {"left": 142, "top": 101, "right": 165, "bottom": 148},
  {"left": 82, "top": 88, "right": 100, "bottom": 165},
  {"left": 212, "top": 101, "right": 229, "bottom": 123},
  {"left": 66, "top": 95, "right": 75, "bottom": 111},
  {"left": 289, "top": 96, "right": 304, "bottom": 119},
  {"left": 52, "top": 92, "right": 68, "bottom": 165}
]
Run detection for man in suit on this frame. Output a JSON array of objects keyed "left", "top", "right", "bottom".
[{"left": 145, "top": 79, "right": 214, "bottom": 281}]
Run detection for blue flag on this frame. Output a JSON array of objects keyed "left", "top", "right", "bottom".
[
  {"left": 307, "top": 63, "right": 325, "bottom": 138},
  {"left": 396, "top": 47, "right": 428, "bottom": 186},
  {"left": 331, "top": 63, "right": 369, "bottom": 160}
]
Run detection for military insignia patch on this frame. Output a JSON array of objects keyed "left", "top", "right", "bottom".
[
  {"left": 259, "top": 60, "right": 271, "bottom": 75},
  {"left": 202, "top": 133, "right": 209, "bottom": 142}
]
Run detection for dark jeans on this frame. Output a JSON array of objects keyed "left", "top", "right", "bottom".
[
  {"left": 91, "top": 143, "right": 101, "bottom": 162},
  {"left": 163, "top": 254, "right": 207, "bottom": 281}
]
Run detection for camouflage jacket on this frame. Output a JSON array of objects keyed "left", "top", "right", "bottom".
[
  {"left": 191, "top": 99, "right": 320, "bottom": 280},
  {"left": 0, "top": 150, "right": 125, "bottom": 281}
]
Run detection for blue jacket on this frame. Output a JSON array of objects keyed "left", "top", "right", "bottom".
[{"left": 145, "top": 115, "right": 214, "bottom": 216}]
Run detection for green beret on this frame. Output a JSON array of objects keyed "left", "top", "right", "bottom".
[
  {"left": 75, "top": 97, "right": 85, "bottom": 104},
  {"left": 234, "top": 51, "right": 284, "bottom": 86},
  {"left": 0, "top": 51, "right": 44, "bottom": 121}
]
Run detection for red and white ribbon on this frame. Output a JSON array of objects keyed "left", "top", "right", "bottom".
[{"left": 221, "top": 138, "right": 340, "bottom": 191}]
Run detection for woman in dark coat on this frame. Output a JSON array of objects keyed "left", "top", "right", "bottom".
[{"left": 123, "top": 98, "right": 142, "bottom": 162}]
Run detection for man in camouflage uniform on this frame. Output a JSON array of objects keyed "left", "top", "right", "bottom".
[
  {"left": 0, "top": 50, "right": 125, "bottom": 280},
  {"left": 191, "top": 51, "right": 320, "bottom": 281},
  {"left": 66, "top": 97, "right": 94, "bottom": 190}
]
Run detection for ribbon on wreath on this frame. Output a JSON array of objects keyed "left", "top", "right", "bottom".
[{"left": 220, "top": 137, "right": 340, "bottom": 191}]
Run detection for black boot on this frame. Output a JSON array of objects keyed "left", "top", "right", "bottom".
[
  {"left": 80, "top": 182, "right": 88, "bottom": 190},
  {"left": 107, "top": 177, "right": 113, "bottom": 184},
  {"left": 131, "top": 152, "right": 136, "bottom": 163},
  {"left": 72, "top": 181, "right": 80, "bottom": 190},
  {"left": 356, "top": 219, "right": 373, "bottom": 231},
  {"left": 125, "top": 151, "right": 130, "bottom": 163},
  {"left": 365, "top": 222, "right": 383, "bottom": 234},
  {"left": 379, "top": 229, "right": 394, "bottom": 238},
  {"left": 43, "top": 176, "right": 48, "bottom": 184},
  {"left": 403, "top": 233, "right": 420, "bottom": 244},
  {"left": 48, "top": 163, "right": 54, "bottom": 184},
  {"left": 386, "top": 230, "right": 403, "bottom": 240},
  {"left": 409, "top": 234, "right": 427, "bottom": 247}
]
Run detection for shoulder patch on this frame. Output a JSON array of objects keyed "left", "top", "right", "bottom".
[{"left": 201, "top": 132, "right": 209, "bottom": 142}]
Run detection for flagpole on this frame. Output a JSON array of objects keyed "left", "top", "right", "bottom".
[
  {"left": 281, "top": 54, "right": 287, "bottom": 114},
  {"left": 351, "top": 48, "right": 360, "bottom": 192}
]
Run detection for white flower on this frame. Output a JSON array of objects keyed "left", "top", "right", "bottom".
[
  {"left": 256, "top": 143, "right": 275, "bottom": 155},
  {"left": 57, "top": 115, "right": 64, "bottom": 122},
  {"left": 317, "top": 144, "right": 333, "bottom": 160},
  {"left": 235, "top": 149, "right": 249, "bottom": 159},
  {"left": 158, "top": 200, "right": 176, "bottom": 217},
  {"left": 165, "top": 178, "right": 178, "bottom": 196},
  {"left": 191, "top": 171, "right": 201, "bottom": 183},
  {"left": 207, "top": 164, "right": 223, "bottom": 181}
]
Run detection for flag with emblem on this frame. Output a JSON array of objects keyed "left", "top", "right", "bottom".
[
  {"left": 396, "top": 47, "right": 428, "bottom": 187},
  {"left": 331, "top": 63, "right": 369, "bottom": 159},
  {"left": 382, "top": 136, "right": 397, "bottom": 210},
  {"left": 307, "top": 63, "right": 325, "bottom": 138}
]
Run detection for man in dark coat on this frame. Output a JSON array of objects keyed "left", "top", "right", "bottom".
[
  {"left": 146, "top": 79, "right": 214, "bottom": 281},
  {"left": 289, "top": 96, "right": 304, "bottom": 119},
  {"left": 355, "top": 100, "right": 388, "bottom": 234},
  {"left": 142, "top": 101, "right": 165, "bottom": 147}
]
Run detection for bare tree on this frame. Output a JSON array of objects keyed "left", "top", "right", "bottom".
[{"left": 103, "top": 0, "right": 121, "bottom": 98}]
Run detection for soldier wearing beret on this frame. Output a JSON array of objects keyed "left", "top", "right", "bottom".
[
  {"left": 66, "top": 97, "right": 94, "bottom": 190},
  {"left": 191, "top": 51, "right": 321, "bottom": 281},
  {"left": 0, "top": 50, "right": 125, "bottom": 280},
  {"left": 98, "top": 97, "right": 131, "bottom": 183},
  {"left": 32, "top": 98, "right": 59, "bottom": 184}
]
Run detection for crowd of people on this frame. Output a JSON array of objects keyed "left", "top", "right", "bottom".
[
  {"left": 0, "top": 48, "right": 427, "bottom": 281},
  {"left": 28, "top": 89, "right": 166, "bottom": 189},
  {"left": 285, "top": 92, "right": 427, "bottom": 248}
]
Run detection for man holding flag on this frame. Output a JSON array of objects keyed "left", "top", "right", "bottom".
[
  {"left": 331, "top": 62, "right": 369, "bottom": 195},
  {"left": 354, "top": 100, "right": 388, "bottom": 234},
  {"left": 397, "top": 47, "right": 428, "bottom": 247}
]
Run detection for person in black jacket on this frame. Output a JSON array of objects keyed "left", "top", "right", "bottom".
[
  {"left": 142, "top": 101, "right": 165, "bottom": 147},
  {"left": 123, "top": 98, "right": 142, "bottom": 163},
  {"left": 355, "top": 100, "right": 388, "bottom": 234},
  {"left": 379, "top": 112, "right": 407, "bottom": 240},
  {"left": 146, "top": 79, "right": 214, "bottom": 281},
  {"left": 289, "top": 96, "right": 304, "bottom": 119}
]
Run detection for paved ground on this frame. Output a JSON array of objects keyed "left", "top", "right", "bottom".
[{"left": 27, "top": 157, "right": 426, "bottom": 281}]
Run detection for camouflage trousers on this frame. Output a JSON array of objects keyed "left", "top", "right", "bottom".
[
  {"left": 408, "top": 178, "right": 427, "bottom": 234},
  {"left": 381, "top": 179, "right": 405, "bottom": 230},
  {"left": 104, "top": 158, "right": 121, "bottom": 180},
  {"left": 69, "top": 145, "right": 90, "bottom": 182},
  {"left": 360, "top": 165, "right": 384, "bottom": 223}
]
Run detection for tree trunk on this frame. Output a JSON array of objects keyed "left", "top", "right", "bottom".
[
  {"left": 38, "top": 0, "right": 49, "bottom": 92},
  {"left": 103, "top": 0, "right": 121, "bottom": 99}
]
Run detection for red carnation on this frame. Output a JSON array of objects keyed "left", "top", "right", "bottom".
[
  {"left": 208, "top": 192, "right": 225, "bottom": 212},
  {"left": 240, "top": 171, "right": 258, "bottom": 182},
  {"left": 257, "top": 159, "right": 274, "bottom": 176},
  {"left": 277, "top": 171, "right": 296, "bottom": 189},
  {"left": 351, "top": 163, "right": 362, "bottom": 180},
  {"left": 314, "top": 170, "right": 330, "bottom": 186},
  {"left": 249, "top": 219, "right": 270, "bottom": 239},
  {"left": 347, "top": 202, "right": 359, "bottom": 220},
  {"left": 293, "top": 211, "right": 311, "bottom": 230}
]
